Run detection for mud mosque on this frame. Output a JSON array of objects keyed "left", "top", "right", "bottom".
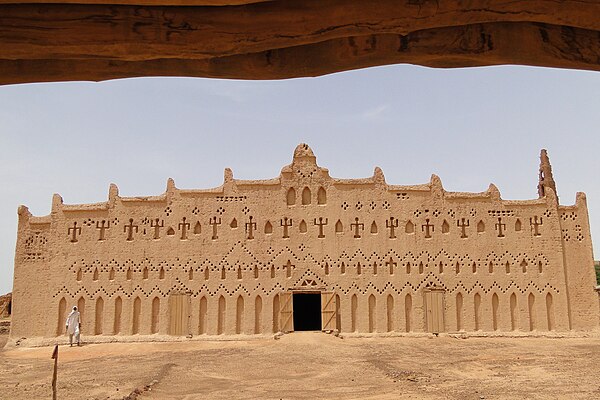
[{"left": 9, "top": 144, "right": 598, "bottom": 342}]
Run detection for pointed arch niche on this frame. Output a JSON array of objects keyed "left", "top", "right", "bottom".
[
  {"left": 301, "top": 187, "right": 311, "bottom": 205},
  {"left": 286, "top": 188, "right": 296, "bottom": 206},
  {"left": 335, "top": 220, "right": 343, "bottom": 233},
  {"left": 317, "top": 187, "right": 327, "bottom": 205}
]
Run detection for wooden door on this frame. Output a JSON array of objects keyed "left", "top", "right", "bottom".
[
  {"left": 425, "top": 290, "right": 445, "bottom": 333},
  {"left": 169, "top": 293, "right": 190, "bottom": 336},
  {"left": 321, "top": 291, "right": 336, "bottom": 331},
  {"left": 280, "top": 292, "right": 294, "bottom": 333}
]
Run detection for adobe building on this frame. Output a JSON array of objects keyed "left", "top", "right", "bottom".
[
  {"left": 9, "top": 145, "right": 599, "bottom": 343},
  {"left": 0, "top": 293, "right": 11, "bottom": 319}
]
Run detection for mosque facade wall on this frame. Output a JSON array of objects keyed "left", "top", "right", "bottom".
[{"left": 9, "top": 145, "right": 599, "bottom": 340}]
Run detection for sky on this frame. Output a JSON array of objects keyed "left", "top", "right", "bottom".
[{"left": 0, "top": 65, "right": 599, "bottom": 295}]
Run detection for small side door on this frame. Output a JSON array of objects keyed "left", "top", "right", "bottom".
[
  {"left": 169, "top": 293, "right": 190, "bottom": 336},
  {"left": 425, "top": 289, "right": 445, "bottom": 334},
  {"left": 279, "top": 292, "right": 294, "bottom": 333}
]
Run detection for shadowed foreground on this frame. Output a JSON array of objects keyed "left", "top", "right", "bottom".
[
  {"left": 2, "top": 1, "right": 600, "bottom": 84},
  {"left": 1, "top": 332, "right": 600, "bottom": 399}
]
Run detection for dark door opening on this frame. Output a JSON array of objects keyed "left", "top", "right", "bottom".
[{"left": 293, "top": 293, "right": 321, "bottom": 331}]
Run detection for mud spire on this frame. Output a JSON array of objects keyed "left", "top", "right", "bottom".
[{"left": 538, "top": 149, "right": 557, "bottom": 201}]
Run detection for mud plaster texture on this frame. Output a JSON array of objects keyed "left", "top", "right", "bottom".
[
  {"left": 0, "top": 293, "right": 11, "bottom": 319},
  {"left": 9, "top": 144, "right": 599, "bottom": 347}
]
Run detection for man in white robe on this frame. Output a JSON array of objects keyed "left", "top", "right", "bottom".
[{"left": 65, "top": 306, "right": 81, "bottom": 346}]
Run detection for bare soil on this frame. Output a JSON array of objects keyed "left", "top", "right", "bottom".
[{"left": 1, "top": 332, "right": 600, "bottom": 400}]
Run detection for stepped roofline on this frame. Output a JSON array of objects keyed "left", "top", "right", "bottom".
[{"left": 19, "top": 144, "right": 575, "bottom": 219}]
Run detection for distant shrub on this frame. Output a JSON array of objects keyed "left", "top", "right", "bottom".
[{"left": 595, "top": 262, "right": 600, "bottom": 285}]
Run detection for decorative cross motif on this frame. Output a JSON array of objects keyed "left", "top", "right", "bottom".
[
  {"left": 530, "top": 216, "right": 543, "bottom": 236},
  {"left": 150, "top": 218, "right": 164, "bottom": 239},
  {"left": 280, "top": 217, "right": 292, "bottom": 239},
  {"left": 313, "top": 217, "right": 328, "bottom": 238},
  {"left": 123, "top": 218, "right": 138, "bottom": 241},
  {"left": 245, "top": 216, "right": 257, "bottom": 240},
  {"left": 386, "top": 257, "right": 397, "bottom": 274},
  {"left": 209, "top": 217, "right": 221, "bottom": 240},
  {"left": 68, "top": 221, "right": 82, "bottom": 243},
  {"left": 495, "top": 217, "right": 506, "bottom": 238},
  {"left": 350, "top": 217, "right": 364, "bottom": 238},
  {"left": 285, "top": 259, "right": 294, "bottom": 278},
  {"left": 178, "top": 217, "right": 190, "bottom": 240},
  {"left": 386, "top": 217, "right": 399, "bottom": 238},
  {"left": 95, "top": 220, "right": 110, "bottom": 241},
  {"left": 457, "top": 218, "right": 469, "bottom": 238},
  {"left": 422, "top": 218, "right": 434, "bottom": 238}
]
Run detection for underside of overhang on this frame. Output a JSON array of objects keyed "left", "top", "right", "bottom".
[{"left": 0, "top": 0, "right": 598, "bottom": 84}]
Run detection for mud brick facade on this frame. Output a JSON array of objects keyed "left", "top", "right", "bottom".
[{"left": 10, "top": 145, "right": 599, "bottom": 341}]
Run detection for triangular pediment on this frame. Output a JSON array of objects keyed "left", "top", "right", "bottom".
[
  {"left": 292, "top": 269, "right": 327, "bottom": 290},
  {"left": 424, "top": 277, "right": 446, "bottom": 292}
]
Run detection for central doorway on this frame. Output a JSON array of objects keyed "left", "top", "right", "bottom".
[{"left": 293, "top": 293, "right": 322, "bottom": 331}]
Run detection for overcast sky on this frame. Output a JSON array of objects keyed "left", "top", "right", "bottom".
[{"left": 0, "top": 65, "right": 599, "bottom": 295}]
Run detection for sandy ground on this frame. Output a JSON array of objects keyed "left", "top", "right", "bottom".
[{"left": 1, "top": 332, "right": 600, "bottom": 400}]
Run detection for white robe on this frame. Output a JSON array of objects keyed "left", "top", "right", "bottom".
[{"left": 66, "top": 310, "right": 80, "bottom": 335}]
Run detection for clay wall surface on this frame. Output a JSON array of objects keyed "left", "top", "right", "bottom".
[
  {"left": 10, "top": 145, "right": 599, "bottom": 340},
  {"left": 0, "top": 293, "right": 11, "bottom": 319}
]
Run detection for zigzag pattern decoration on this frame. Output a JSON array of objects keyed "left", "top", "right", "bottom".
[
  {"left": 68, "top": 245, "right": 551, "bottom": 274},
  {"left": 53, "top": 276, "right": 559, "bottom": 300}
]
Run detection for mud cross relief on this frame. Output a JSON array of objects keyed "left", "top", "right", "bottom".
[
  {"left": 314, "top": 217, "right": 328, "bottom": 238},
  {"left": 351, "top": 217, "right": 364, "bottom": 238},
  {"left": 386, "top": 217, "right": 398, "bottom": 238},
  {"left": 422, "top": 219, "right": 434, "bottom": 238},
  {"left": 209, "top": 217, "right": 221, "bottom": 239},
  {"left": 96, "top": 220, "right": 110, "bottom": 241},
  {"left": 123, "top": 219, "right": 138, "bottom": 241},
  {"left": 458, "top": 218, "right": 469, "bottom": 238},
  {"left": 68, "top": 222, "right": 82, "bottom": 243},
  {"left": 530, "top": 216, "right": 543, "bottom": 236}
]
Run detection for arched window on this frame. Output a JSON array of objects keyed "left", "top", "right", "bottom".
[
  {"left": 151, "top": 297, "right": 160, "bottom": 334},
  {"left": 335, "top": 220, "right": 343, "bottom": 233},
  {"left": 301, "top": 187, "right": 311, "bottom": 205},
  {"left": 95, "top": 297, "right": 104, "bottom": 335},
  {"left": 132, "top": 297, "right": 141, "bottom": 334},
  {"left": 286, "top": 188, "right": 296, "bottom": 206},
  {"left": 317, "top": 187, "right": 327, "bottom": 205}
]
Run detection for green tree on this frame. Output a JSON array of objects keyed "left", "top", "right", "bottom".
[{"left": 595, "top": 261, "right": 600, "bottom": 285}]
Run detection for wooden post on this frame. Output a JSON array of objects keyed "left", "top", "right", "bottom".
[{"left": 51, "top": 344, "right": 58, "bottom": 400}]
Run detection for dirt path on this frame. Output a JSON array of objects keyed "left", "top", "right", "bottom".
[{"left": 1, "top": 333, "right": 600, "bottom": 399}]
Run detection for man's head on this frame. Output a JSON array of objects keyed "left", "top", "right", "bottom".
[{"left": 73, "top": 306, "right": 77, "bottom": 311}]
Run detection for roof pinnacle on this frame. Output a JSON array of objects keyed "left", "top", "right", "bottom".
[{"left": 538, "top": 149, "right": 558, "bottom": 202}]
